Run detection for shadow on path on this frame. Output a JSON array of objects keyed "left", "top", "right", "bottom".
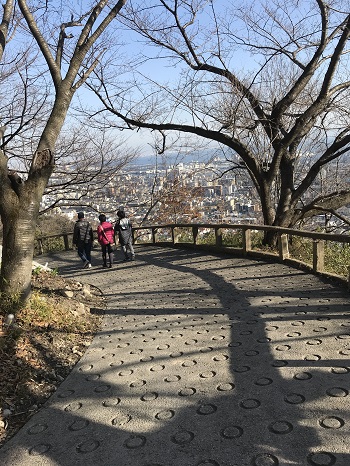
[{"left": 0, "top": 246, "right": 349, "bottom": 466}]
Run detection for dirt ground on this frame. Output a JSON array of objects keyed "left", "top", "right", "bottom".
[{"left": 0, "top": 271, "right": 105, "bottom": 448}]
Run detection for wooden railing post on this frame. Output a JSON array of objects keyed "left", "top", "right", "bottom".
[
  {"left": 37, "top": 239, "right": 44, "bottom": 255},
  {"left": 63, "top": 234, "right": 69, "bottom": 251},
  {"left": 152, "top": 227, "right": 157, "bottom": 244},
  {"left": 278, "top": 233, "right": 289, "bottom": 260},
  {"left": 192, "top": 226, "right": 198, "bottom": 245},
  {"left": 242, "top": 228, "right": 251, "bottom": 254},
  {"left": 171, "top": 226, "right": 180, "bottom": 244},
  {"left": 215, "top": 227, "right": 223, "bottom": 247},
  {"left": 313, "top": 240, "right": 324, "bottom": 273}
]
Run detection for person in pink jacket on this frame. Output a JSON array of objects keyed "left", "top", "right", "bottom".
[{"left": 97, "top": 213, "right": 115, "bottom": 268}]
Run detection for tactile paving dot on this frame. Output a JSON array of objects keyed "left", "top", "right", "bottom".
[
  {"left": 85, "top": 374, "right": 100, "bottom": 381},
  {"left": 245, "top": 350, "right": 259, "bottom": 356},
  {"left": 304, "top": 354, "right": 321, "bottom": 361},
  {"left": 27, "top": 424, "right": 48, "bottom": 435},
  {"left": 313, "top": 327, "right": 327, "bottom": 333},
  {"left": 338, "top": 334, "right": 350, "bottom": 339},
  {"left": 182, "top": 359, "right": 197, "bottom": 367},
  {"left": 157, "top": 344, "right": 170, "bottom": 350},
  {"left": 78, "top": 364, "right": 93, "bottom": 372},
  {"left": 141, "top": 356, "right": 154, "bottom": 362},
  {"left": 164, "top": 375, "right": 181, "bottom": 382},
  {"left": 275, "top": 344, "right": 291, "bottom": 351},
  {"left": 76, "top": 439, "right": 100, "bottom": 453},
  {"left": 111, "top": 413, "right": 132, "bottom": 426},
  {"left": 200, "top": 346, "right": 213, "bottom": 353},
  {"left": 69, "top": 419, "right": 90, "bottom": 431},
  {"left": 155, "top": 409, "right": 175, "bottom": 420},
  {"left": 217, "top": 383, "right": 235, "bottom": 391},
  {"left": 178, "top": 387, "right": 196, "bottom": 396},
  {"left": 326, "top": 387, "right": 349, "bottom": 397},
  {"left": 306, "top": 339, "right": 322, "bottom": 346},
  {"left": 197, "top": 403, "right": 217, "bottom": 415},
  {"left": 291, "top": 321, "right": 305, "bottom": 326},
  {"left": 64, "top": 402, "right": 82, "bottom": 412},
  {"left": 170, "top": 351, "right": 183, "bottom": 357},
  {"left": 252, "top": 453, "right": 279, "bottom": 465},
  {"left": 199, "top": 371, "right": 216, "bottom": 379},
  {"left": 232, "top": 365, "right": 251, "bottom": 373},
  {"left": 220, "top": 426, "right": 243, "bottom": 438},
  {"left": 94, "top": 384, "right": 111, "bottom": 393},
  {"left": 28, "top": 444, "right": 51, "bottom": 456},
  {"left": 255, "top": 377, "right": 273, "bottom": 386},
  {"left": 268, "top": 420, "right": 293, "bottom": 434},
  {"left": 319, "top": 416, "right": 345, "bottom": 429},
  {"left": 150, "top": 365, "right": 165, "bottom": 372},
  {"left": 124, "top": 435, "right": 146, "bottom": 449},
  {"left": 109, "top": 361, "right": 124, "bottom": 367},
  {"left": 119, "top": 369, "right": 134, "bottom": 376},
  {"left": 331, "top": 366, "right": 350, "bottom": 374},
  {"left": 171, "top": 429, "right": 194, "bottom": 445},
  {"left": 130, "top": 379, "right": 146, "bottom": 388},
  {"left": 306, "top": 452, "right": 336, "bottom": 465},
  {"left": 284, "top": 393, "right": 305, "bottom": 404},
  {"left": 240, "top": 398, "right": 261, "bottom": 409},
  {"left": 102, "top": 398, "right": 120, "bottom": 407},
  {"left": 257, "top": 337, "right": 272, "bottom": 343},
  {"left": 141, "top": 392, "right": 158, "bottom": 401},
  {"left": 185, "top": 339, "right": 198, "bottom": 345},
  {"left": 294, "top": 372, "right": 312, "bottom": 380},
  {"left": 228, "top": 341, "right": 242, "bottom": 347},
  {"left": 213, "top": 354, "right": 229, "bottom": 361},
  {"left": 271, "top": 360, "right": 288, "bottom": 367}
]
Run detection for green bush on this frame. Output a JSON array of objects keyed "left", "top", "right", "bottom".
[{"left": 324, "top": 242, "right": 350, "bottom": 277}]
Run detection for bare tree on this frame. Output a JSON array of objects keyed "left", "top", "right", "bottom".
[
  {"left": 42, "top": 125, "right": 138, "bottom": 214},
  {"left": 0, "top": 0, "right": 127, "bottom": 304},
  {"left": 88, "top": 0, "right": 350, "bottom": 244}
]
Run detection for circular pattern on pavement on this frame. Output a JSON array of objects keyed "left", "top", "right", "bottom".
[{"left": 307, "top": 452, "right": 336, "bottom": 466}]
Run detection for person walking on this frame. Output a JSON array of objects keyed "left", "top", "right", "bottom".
[
  {"left": 114, "top": 209, "right": 135, "bottom": 261},
  {"left": 73, "top": 211, "right": 93, "bottom": 268},
  {"left": 97, "top": 213, "right": 115, "bottom": 268}
]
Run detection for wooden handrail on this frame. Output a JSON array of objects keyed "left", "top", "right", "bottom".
[
  {"left": 132, "top": 223, "right": 350, "bottom": 289},
  {"left": 35, "top": 223, "right": 350, "bottom": 289}
]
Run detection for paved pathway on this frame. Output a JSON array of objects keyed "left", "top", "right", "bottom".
[{"left": 1, "top": 245, "right": 350, "bottom": 466}]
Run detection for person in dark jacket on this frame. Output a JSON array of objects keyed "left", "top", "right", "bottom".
[
  {"left": 114, "top": 209, "right": 135, "bottom": 261},
  {"left": 97, "top": 213, "right": 115, "bottom": 268},
  {"left": 73, "top": 211, "right": 93, "bottom": 268}
]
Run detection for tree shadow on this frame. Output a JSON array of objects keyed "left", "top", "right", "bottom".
[{"left": 1, "top": 246, "right": 349, "bottom": 466}]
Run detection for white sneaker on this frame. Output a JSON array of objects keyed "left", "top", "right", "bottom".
[{"left": 88, "top": 262, "right": 92, "bottom": 268}]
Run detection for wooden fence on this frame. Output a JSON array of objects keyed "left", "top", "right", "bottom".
[{"left": 35, "top": 223, "right": 350, "bottom": 289}]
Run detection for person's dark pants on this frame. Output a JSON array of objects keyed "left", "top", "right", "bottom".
[
  {"left": 77, "top": 241, "right": 92, "bottom": 263},
  {"left": 101, "top": 243, "right": 113, "bottom": 267}
]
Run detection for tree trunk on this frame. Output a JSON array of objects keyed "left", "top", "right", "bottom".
[
  {"left": 0, "top": 85, "right": 69, "bottom": 305},
  {"left": 0, "top": 151, "right": 52, "bottom": 307},
  {"left": 1, "top": 206, "right": 37, "bottom": 306}
]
